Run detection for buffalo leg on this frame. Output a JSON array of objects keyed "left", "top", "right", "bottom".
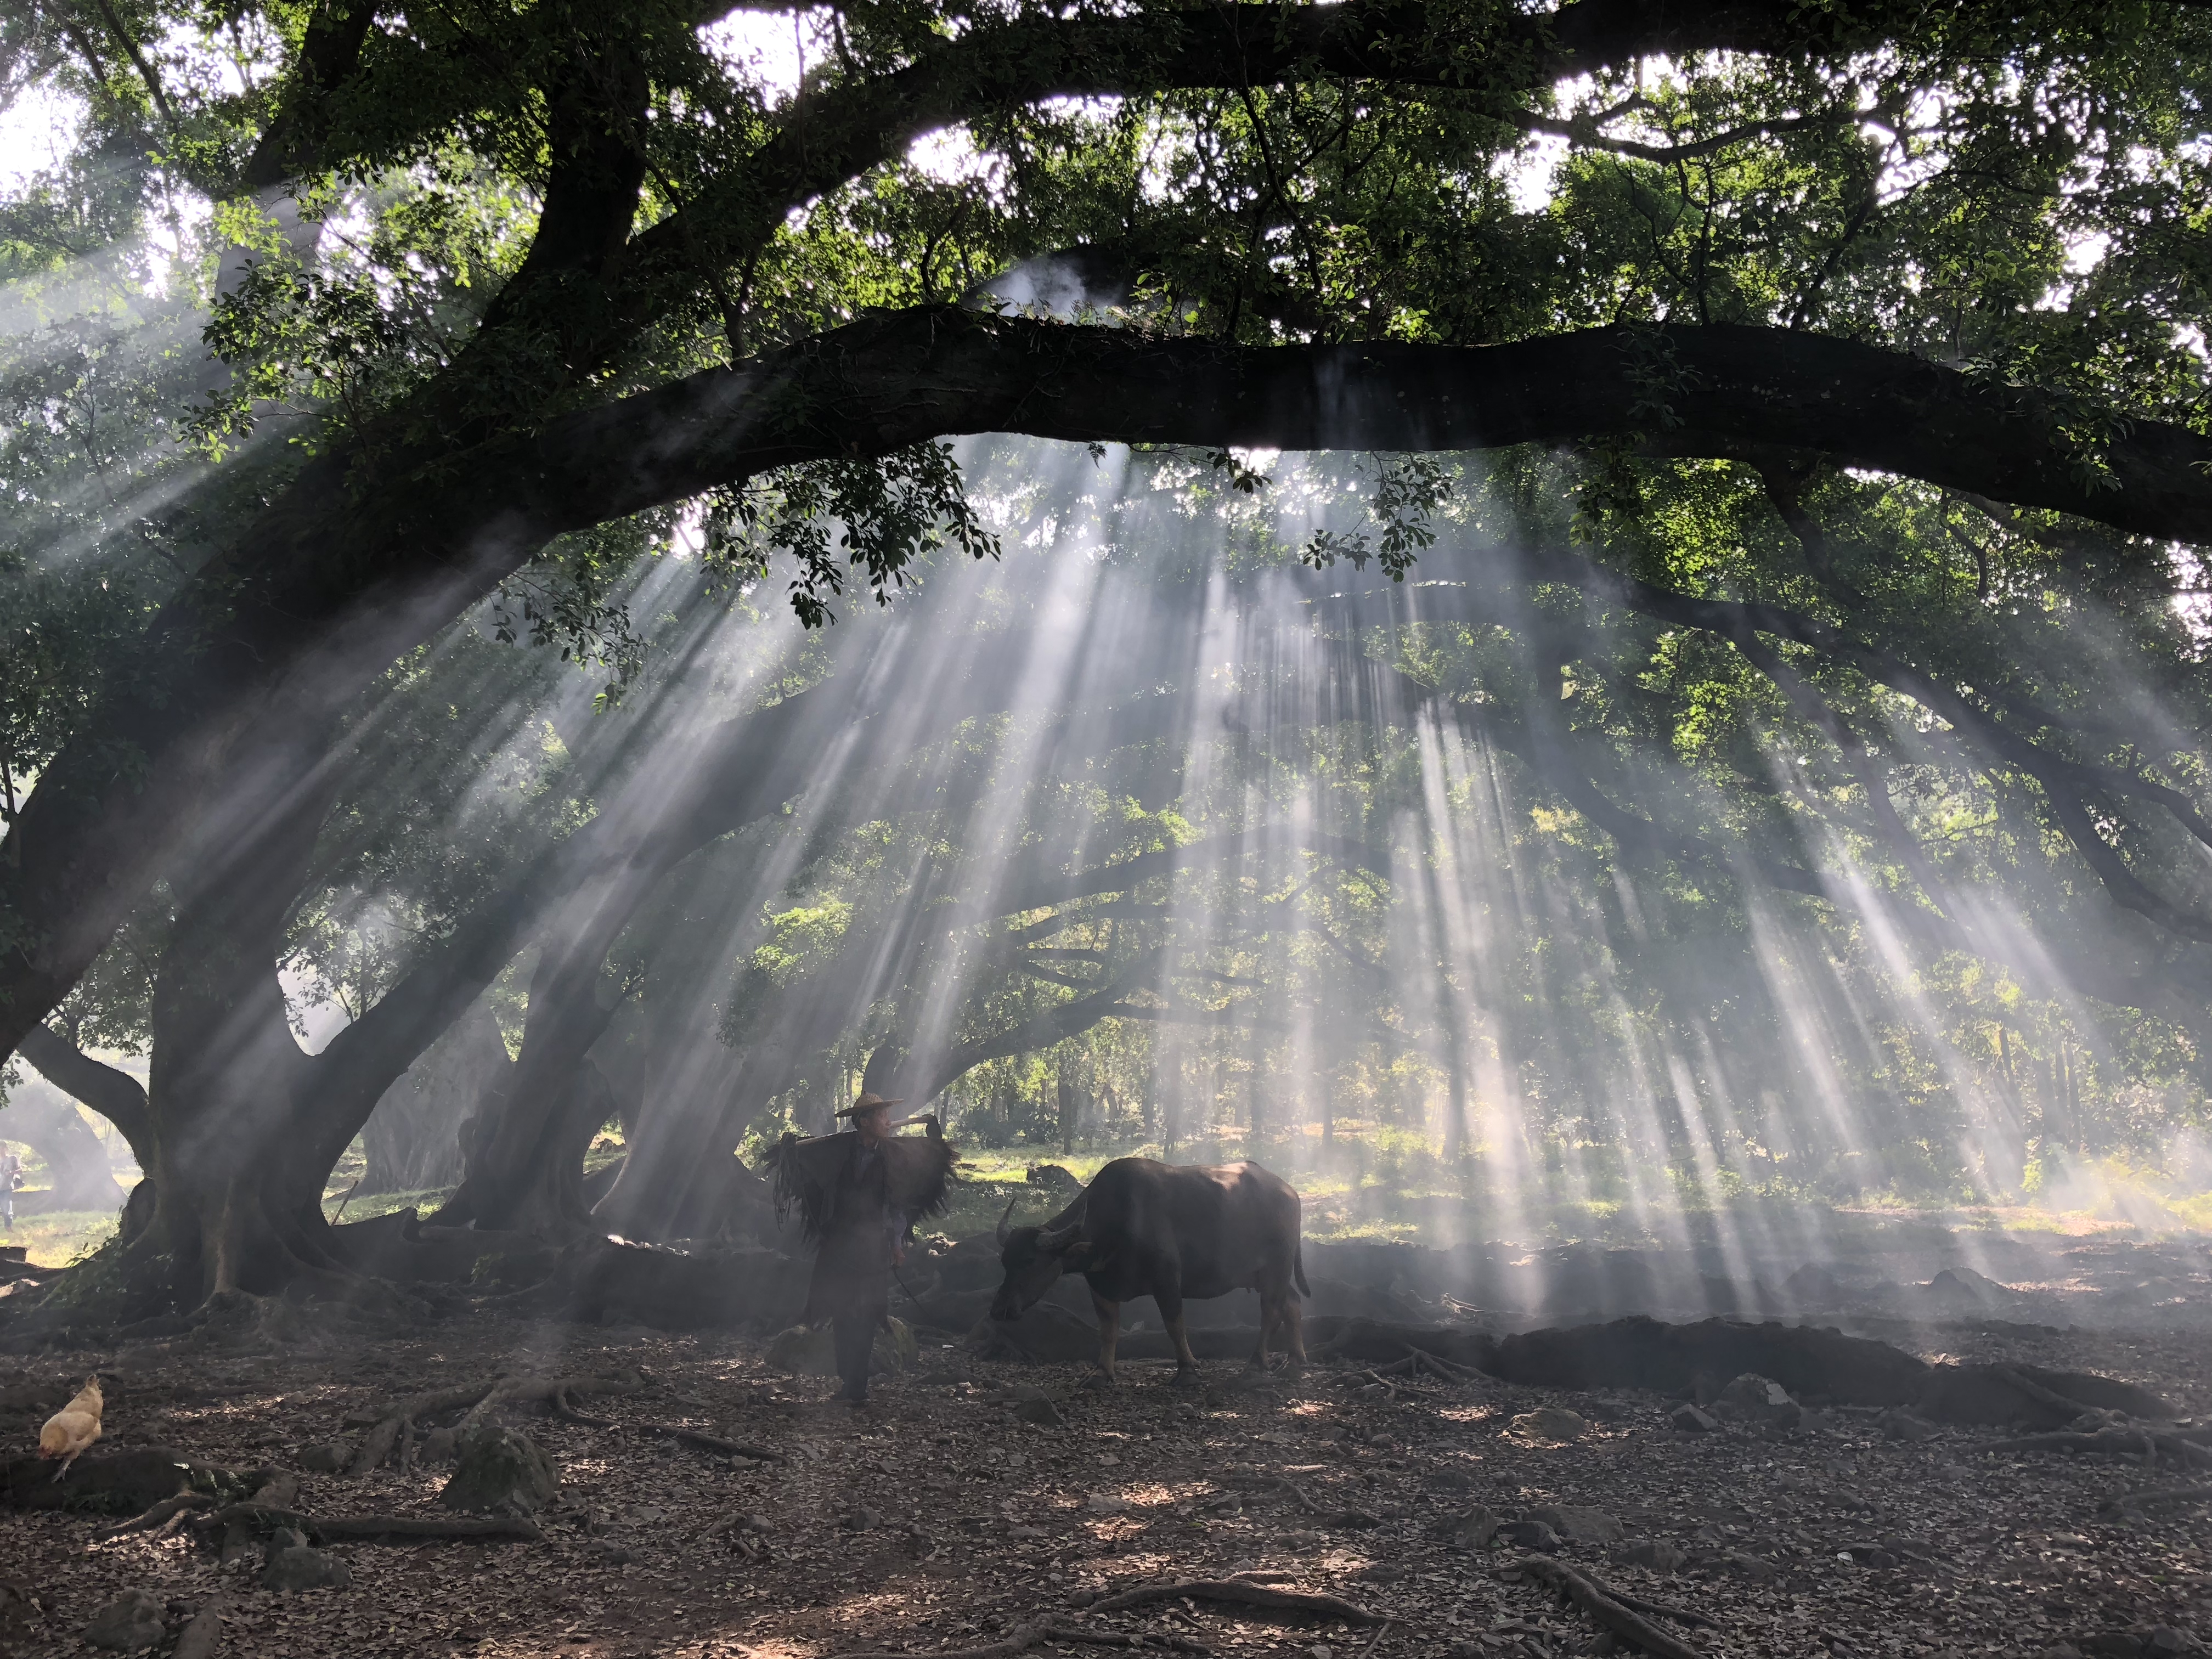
[
  {"left": 1092, "top": 1290, "right": 1122, "bottom": 1383},
  {"left": 1280, "top": 1290, "right": 1306, "bottom": 1367},
  {"left": 1156, "top": 1283, "right": 1201, "bottom": 1383},
  {"left": 1250, "top": 1290, "right": 1279, "bottom": 1372}
]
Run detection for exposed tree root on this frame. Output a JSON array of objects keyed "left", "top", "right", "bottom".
[
  {"left": 1977, "top": 1426, "right": 2212, "bottom": 1467},
  {"left": 549, "top": 1384, "right": 785, "bottom": 1462},
  {"left": 1518, "top": 1554, "right": 1710, "bottom": 1659},
  {"left": 1054, "top": 1630, "right": 1211, "bottom": 1654},
  {"left": 1226, "top": 1472, "right": 1383, "bottom": 1530},
  {"left": 346, "top": 1371, "right": 646, "bottom": 1475},
  {"left": 1592, "top": 1588, "right": 1718, "bottom": 1632},
  {"left": 1085, "top": 1578, "right": 1383, "bottom": 1624},
  {"left": 93, "top": 1492, "right": 213, "bottom": 1541},
  {"left": 839, "top": 1617, "right": 1212, "bottom": 1659},
  {"left": 1988, "top": 1366, "right": 2101, "bottom": 1423},
  {"left": 2098, "top": 1485, "right": 2212, "bottom": 1516},
  {"left": 1350, "top": 1363, "right": 1448, "bottom": 1402},
  {"left": 200, "top": 1502, "right": 543, "bottom": 1543},
  {"left": 1400, "top": 1344, "right": 1481, "bottom": 1384}
]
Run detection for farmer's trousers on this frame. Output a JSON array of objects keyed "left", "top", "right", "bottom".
[{"left": 833, "top": 1314, "right": 876, "bottom": 1400}]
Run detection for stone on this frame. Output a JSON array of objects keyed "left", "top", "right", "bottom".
[
  {"left": 296, "top": 1441, "right": 351, "bottom": 1473},
  {"left": 2083, "top": 1636, "right": 2146, "bottom": 1659},
  {"left": 765, "top": 1323, "right": 838, "bottom": 1375},
  {"left": 1669, "top": 1403, "right": 1720, "bottom": 1434},
  {"left": 420, "top": 1426, "right": 459, "bottom": 1464},
  {"left": 1449, "top": 1505, "right": 1501, "bottom": 1549},
  {"left": 1014, "top": 1395, "right": 1067, "bottom": 1427},
  {"left": 586, "top": 1541, "right": 635, "bottom": 1565},
  {"left": 1612, "top": 1538, "right": 1689, "bottom": 1573},
  {"left": 261, "top": 1545, "right": 353, "bottom": 1593},
  {"left": 1499, "top": 1519, "right": 1560, "bottom": 1551},
  {"left": 1876, "top": 1408, "right": 1938, "bottom": 1443},
  {"left": 1717, "top": 1374, "right": 1801, "bottom": 1429},
  {"left": 1009, "top": 1523, "right": 1045, "bottom": 1538},
  {"left": 439, "top": 1424, "right": 560, "bottom": 1514},
  {"left": 843, "top": 1506, "right": 885, "bottom": 1531},
  {"left": 83, "top": 1589, "right": 166, "bottom": 1653},
  {"left": 1512, "top": 1406, "right": 1588, "bottom": 1442},
  {"left": 2145, "top": 1629, "right": 2189, "bottom": 1657},
  {"left": 1085, "top": 1493, "right": 1130, "bottom": 1514},
  {"left": 1527, "top": 1504, "right": 1623, "bottom": 1544}
]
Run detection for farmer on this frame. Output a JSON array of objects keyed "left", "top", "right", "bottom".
[
  {"left": 804, "top": 1093, "right": 917, "bottom": 1407},
  {"left": 767, "top": 1091, "right": 956, "bottom": 1407}
]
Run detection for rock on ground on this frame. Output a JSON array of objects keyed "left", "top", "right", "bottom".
[
  {"left": 82, "top": 1587, "right": 165, "bottom": 1652},
  {"left": 438, "top": 1424, "right": 558, "bottom": 1514},
  {"left": 262, "top": 1544, "right": 353, "bottom": 1593}
]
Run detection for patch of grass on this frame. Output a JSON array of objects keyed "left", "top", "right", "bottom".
[
  {"left": 4, "top": 1207, "right": 120, "bottom": 1267},
  {"left": 321, "top": 1186, "right": 455, "bottom": 1224}
]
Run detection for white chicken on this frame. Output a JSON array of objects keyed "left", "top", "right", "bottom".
[{"left": 38, "top": 1373, "right": 102, "bottom": 1480}]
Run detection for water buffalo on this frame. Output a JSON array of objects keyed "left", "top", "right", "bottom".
[{"left": 989, "top": 1158, "right": 1308, "bottom": 1383}]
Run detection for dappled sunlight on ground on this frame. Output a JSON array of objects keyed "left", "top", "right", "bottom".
[{"left": 3, "top": 1303, "right": 2210, "bottom": 1658}]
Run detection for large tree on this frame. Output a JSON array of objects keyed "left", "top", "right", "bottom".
[{"left": 8, "top": 0, "right": 2212, "bottom": 1313}]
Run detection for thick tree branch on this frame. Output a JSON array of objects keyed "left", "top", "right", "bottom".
[
  {"left": 10, "top": 1023, "right": 151, "bottom": 1175},
  {"left": 616, "top": 0, "right": 1944, "bottom": 327},
  {"left": 6, "top": 312, "right": 2208, "bottom": 1064},
  {"left": 235, "top": 0, "right": 380, "bottom": 194},
  {"left": 89, "top": 0, "right": 178, "bottom": 131},
  {"left": 539, "top": 313, "right": 2212, "bottom": 545},
  {"left": 1510, "top": 105, "right": 1870, "bottom": 163}
]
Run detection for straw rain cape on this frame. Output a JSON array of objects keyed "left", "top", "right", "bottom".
[{"left": 764, "top": 1116, "right": 956, "bottom": 1244}]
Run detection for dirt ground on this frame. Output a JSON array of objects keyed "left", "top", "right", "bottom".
[{"left": 3, "top": 1302, "right": 2209, "bottom": 1659}]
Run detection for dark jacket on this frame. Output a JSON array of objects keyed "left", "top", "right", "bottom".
[
  {"left": 802, "top": 1133, "right": 904, "bottom": 1327},
  {"left": 766, "top": 1122, "right": 955, "bottom": 1328}
]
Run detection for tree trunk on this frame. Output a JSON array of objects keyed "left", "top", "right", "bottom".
[
  {"left": 434, "top": 1057, "right": 616, "bottom": 1237},
  {"left": 427, "top": 895, "right": 637, "bottom": 1234},
  {"left": 591, "top": 1085, "right": 775, "bottom": 1244},
  {"left": 80, "top": 748, "right": 371, "bottom": 1318},
  {"left": 357, "top": 1003, "right": 510, "bottom": 1194}
]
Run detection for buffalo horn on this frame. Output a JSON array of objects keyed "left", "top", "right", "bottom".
[
  {"left": 995, "top": 1194, "right": 1019, "bottom": 1247},
  {"left": 1037, "top": 1219, "right": 1084, "bottom": 1254}
]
